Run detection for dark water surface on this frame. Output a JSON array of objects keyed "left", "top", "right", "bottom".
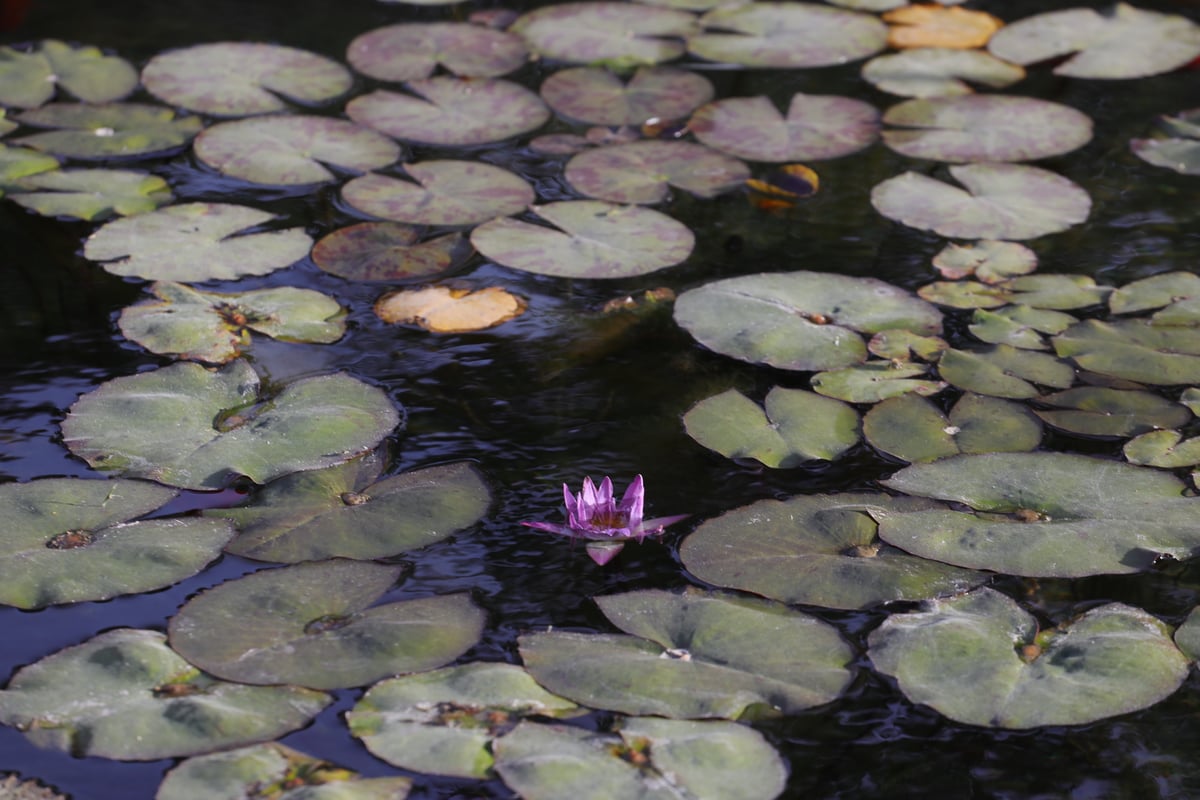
[{"left": 2, "top": 0, "right": 1200, "bottom": 797}]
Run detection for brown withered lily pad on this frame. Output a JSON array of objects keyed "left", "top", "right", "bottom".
[
  {"left": 690, "top": 93, "right": 880, "bottom": 162},
  {"left": 312, "top": 223, "right": 467, "bottom": 282},
  {"left": 540, "top": 66, "right": 713, "bottom": 126},
  {"left": 347, "top": 22, "right": 528, "bottom": 81},
  {"left": 342, "top": 161, "right": 535, "bottom": 226},
  {"left": 376, "top": 285, "right": 526, "bottom": 333}
]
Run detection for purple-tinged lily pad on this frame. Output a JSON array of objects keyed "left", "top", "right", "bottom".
[
  {"left": 968, "top": 306, "right": 1077, "bottom": 350},
  {"left": 882, "top": 95, "right": 1093, "bottom": 162},
  {"left": 987, "top": 3, "right": 1200, "bottom": 80},
  {"left": 510, "top": 3, "right": 697, "bottom": 65},
  {"left": 194, "top": 115, "right": 401, "bottom": 186},
  {"left": 347, "top": 23, "right": 528, "bottom": 81},
  {"left": 812, "top": 361, "right": 947, "bottom": 403},
  {"left": 9, "top": 168, "right": 171, "bottom": 220},
  {"left": 1053, "top": 319, "right": 1200, "bottom": 385},
  {"left": 13, "top": 102, "right": 201, "bottom": 160},
  {"left": 1033, "top": 386, "right": 1191, "bottom": 438},
  {"left": 83, "top": 202, "right": 312, "bottom": 282},
  {"left": 0, "top": 40, "right": 137, "bottom": 107},
  {"left": 312, "top": 222, "right": 466, "bottom": 282},
  {"left": 564, "top": 140, "right": 748, "bottom": 204},
  {"left": 937, "top": 344, "right": 1075, "bottom": 399},
  {"left": 540, "top": 66, "right": 713, "bottom": 126},
  {"left": 689, "top": 93, "right": 879, "bottom": 162},
  {"left": 687, "top": 2, "right": 887, "bottom": 68},
  {"left": 142, "top": 42, "right": 353, "bottom": 116},
  {"left": 932, "top": 239, "right": 1037, "bottom": 282},
  {"left": 347, "top": 78, "right": 550, "bottom": 146},
  {"left": 168, "top": 560, "right": 484, "bottom": 690},
  {"left": 0, "top": 628, "right": 331, "bottom": 761},
  {"left": 471, "top": 200, "right": 694, "bottom": 278},
  {"left": 342, "top": 161, "right": 534, "bottom": 226},
  {"left": 871, "top": 164, "right": 1091, "bottom": 240},
  {"left": 864, "top": 392, "right": 1042, "bottom": 463},
  {"left": 862, "top": 48, "right": 1025, "bottom": 98}
]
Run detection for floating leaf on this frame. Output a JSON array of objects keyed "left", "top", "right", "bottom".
[
  {"left": 510, "top": 2, "right": 697, "bottom": 65},
  {"left": 376, "top": 285, "right": 526, "bottom": 333},
  {"left": 932, "top": 240, "right": 1037, "bottom": 283},
  {"left": 862, "top": 48, "right": 1025, "bottom": 98},
  {"left": 1033, "top": 386, "right": 1191, "bottom": 437},
  {"left": 342, "top": 161, "right": 534, "bottom": 226},
  {"left": 968, "top": 306, "right": 1077, "bottom": 350},
  {"left": 864, "top": 392, "right": 1042, "bottom": 462},
  {"left": 83, "top": 202, "right": 312, "bottom": 282},
  {"left": 312, "top": 223, "right": 466, "bottom": 282},
  {"left": 0, "top": 40, "right": 137, "bottom": 107},
  {"left": 867, "top": 328, "right": 948, "bottom": 361},
  {"left": 1053, "top": 319, "right": 1200, "bottom": 385},
  {"left": 8, "top": 168, "right": 171, "bottom": 220},
  {"left": 811, "top": 361, "right": 946, "bottom": 403},
  {"left": 347, "top": 23, "right": 527, "bottom": 81},
  {"left": 1125, "top": 429, "right": 1200, "bottom": 468},
  {"left": 687, "top": 3, "right": 887, "bottom": 68},
  {"left": 14, "top": 102, "right": 201, "bottom": 159},
  {"left": 61, "top": 359, "right": 401, "bottom": 490},
  {"left": 471, "top": 201, "right": 694, "bottom": 278},
  {"left": 1000, "top": 274, "right": 1109, "bottom": 310},
  {"left": 937, "top": 344, "right": 1075, "bottom": 399},
  {"left": 142, "top": 42, "right": 353, "bottom": 115},
  {"left": 689, "top": 93, "right": 880, "bottom": 162},
  {"left": 1109, "top": 271, "right": 1200, "bottom": 320},
  {"left": 564, "top": 140, "right": 749, "bottom": 204},
  {"left": 540, "top": 66, "right": 713, "bottom": 126},
  {"left": 883, "top": 5, "right": 1003, "bottom": 49},
  {"left": 168, "top": 560, "right": 484, "bottom": 690},
  {"left": 1174, "top": 606, "right": 1200, "bottom": 662},
  {"left": 0, "top": 143, "right": 59, "bottom": 192},
  {"left": 918, "top": 280, "right": 1011, "bottom": 309},
  {"left": 0, "top": 629, "right": 330, "bottom": 761}
]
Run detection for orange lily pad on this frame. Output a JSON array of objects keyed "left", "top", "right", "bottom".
[
  {"left": 884, "top": 4, "right": 1004, "bottom": 50},
  {"left": 375, "top": 286, "right": 526, "bottom": 333}
]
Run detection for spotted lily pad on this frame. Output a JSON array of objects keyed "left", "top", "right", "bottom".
[
  {"left": 968, "top": 306, "right": 1077, "bottom": 350},
  {"left": 679, "top": 493, "right": 984, "bottom": 610},
  {"left": 8, "top": 168, "right": 171, "bottom": 220},
  {"left": 312, "top": 223, "right": 466, "bottom": 282},
  {"left": 342, "top": 161, "right": 534, "bottom": 225},
  {"left": 1125, "top": 430, "right": 1200, "bottom": 468},
  {"left": 471, "top": 201, "right": 694, "bottom": 278},
  {"left": 938, "top": 344, "right": 1075, "bottom": 399},
  {"left": 689, "top": 93, "right": 880, "bottom": 162},
  {"left": 520, "top": 588, "right": 853, "bottom": 719},
  {"left": 348, "top": 23, "right": 527, "bottom": 81},
  {"left": 1052, "top": 319, "right": 1200, "bottom": 385},
  {"left": 510, "top": 3, "right": 697, "bottom": 65},
  {"left": 168, "top": 560, "right": 484, "bottom": 690},
  {"left": 540, "top": 66, "right": 713, "bottom": 126},
  {"left": 117, "top": 281, "right": 345, "bottom": 363},
  {"left": 83, "top": 202, "right": 313, "bottom": 281},
  {"left": 868, "top": 588, "right": 1190, "bottom": 728},
  {"left": 687, "top": 3, "right": 887, "bottom": 68},
  {"left": 1033, "top": 386, "right": 1191, "bottom": 437},
  {"left": 864, "top": 392, "right": 1042, "bottom": 462},
  {"left": 194, "top": 115, "right": 401, "bottom": 185},
  {"left": 871, "top": 164, "right": 1091, "bottom": 240},
  {"left": 0, "top": 40, "right": 138, "bottom": 107},
  {"left": 932, "top": 240, "right": 1038, "bottom": 283},
  {"left": 14, "top": 102, "right": 202, "bottom": 159},
  {"left": 376, "top": 285, "right": 526, "bottom": 332},
  {"left": 211, "top": 455, "right": 490, "bottom": 563},
  {"left": 0, "top": 628, "right": 331, "bottom": 761},
  {"left": 142, "top": 43, "right": 353, "bottom": 115},
  {"left": 564, "top": 141, "right": 749, "bottom": 204},
  {"left": 812, "top": 361, "right": 947, "bottom": 403},
  {"left": 862, "top": 48, "right": 1025, "bottom": 98},
  {"left": 61, "top": 359, "right": 401, "bottom": 490},
  {"left": 0, "top": 478, "right": 233, "bottom": 609}
]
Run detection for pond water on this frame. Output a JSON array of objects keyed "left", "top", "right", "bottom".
[{"left": 2, "top": 0, "right": 1200, "bottom": 797}]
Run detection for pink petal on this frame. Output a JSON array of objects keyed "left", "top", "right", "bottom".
[
  {"left": 521, "top": 520, "right": 578, "bottom": 537},
  {"left": 619, "top": 474, "right": 645, "bottom": 527},
  {"left": 585, "top": 540, "right": 625, "bottom": 565},
  {"left": 595, "top": 476, "right": 614, "bottom": 507}
]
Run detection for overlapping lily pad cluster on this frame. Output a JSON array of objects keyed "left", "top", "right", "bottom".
[{"left": 0, "top": 1, "right": 1199, "bottom": 798}]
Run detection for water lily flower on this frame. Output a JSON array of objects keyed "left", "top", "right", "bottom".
[{"left": 522, "top": 475, "right": 688, "bottom": 565}]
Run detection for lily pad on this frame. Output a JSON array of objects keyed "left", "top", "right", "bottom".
[
  {"left": 0, "top": 478, "right": 233, "bottom": 609},
  {"left": 0, "top": 40, "right": 138, "bottom": 107},
  {"left": 519, "top": 588, "right": 853, "bottom": 719},
  {"left": 1052, "top": 319, "right": 1200, "bottom": 385},
  {"left": 14, "top": 102, "right": 202, "bottom": 159},
  {"left": 347, "top": 23, "right": 527, "bottom": 81},
  {"left": 867, "top": 328, "right": 949, "bottom": 361},
  {"left": 347, "top": 663, "right": 581, "bottom": 779},
  {"left": 918, "top": 280, "right": 1012, "bottom": 309},
  {"left": 375, "top": 285, "right": 526, "bottom": 332},
  {"left": 194, "top": 115, "right": 401, "bottom": 185},
  {"left": 1033, "top": 386, "right": 1191, "bottom": 437},
  {"left": 142, "top": 42, "right": 353, "bottom": 115},
  {"left": 987, "top": 3, "right": 1200, "bottom": 80},
  {"left": 683, "top": 386, "right": 860, "bottom": 467},
  {"left": 871, "top": 164, "right": 1091, "bottom": 240},
  {"left": 471, "top": 201, "right": 694, "bottom": 279},
  {"left": 679, "top": 493, "right": 984, "bottom": 610},
  {"left": 117, "top": 281, "right": 345, "bottom": 363},
  {"left": 0, "top": 143, "right": 59, "bottom": 191},
  {"left": 168, "top": 560, "right": 484, "bottom": 690},
  {"left": 968, "top": 306, "right": 1077, "bottom": 350},
  {"left": 540, "top": 66, "right": 713, "bottom": 126},
  {"left": 1131, "top": 110, "right": 1200, "bottom": 176},
  {"left": 882, "top": 5, "right": 1003, "bottom": 50},
  {"left": 312, "top": 223, "right": 466, "bottom": 282},
  {"left": 812, "top": 361, "right": 947, "bottom": 403},
  {"left": 937, "top": 344, "right": 1075, "bottom": 399},
  {"left": 997, "top": 274, "right": 1110, "bottom": 310},
  {"left": 61, "top": 359, "right": 400, "bottom": 490},
  {"left": 1109, "top": 271, "right": 1200, "bottom": 320},
  {"left": 862, "top": 48, "right": 1026, "bottom": 98},
  {"left": 689, "top": 93, "right": 880, "bottom": 162},
  {"left": 564, "top": 140, "right": 749, "bottom": 204},
  {"left": 868, "top": 588, "right": 1190, "bottom": 728},
  {"left": 510, "top": 3, "right": 697, "bottom": 65},
  {"left": 211, "top": 455, "right": 490, "bottom": 563},
  {"left": 687, "top": 3, "right": 887, "bottom": 68},
  {"left": 83, "top": 202, "right": 313, "bottom": 282},
  {"left": 342, "top": 161, "right": 534, "bottom": 226},
  {"left": 864, "top": 392, "right": 1042, "bottom": 462},
  {"left": 8, "top": 168, "right": 171, "bottom": 220},
  {"left": 347, "top": 79, "right": 550, "bottom": 146},
  {"left": 0, "top": 628, "right": 331, "bottom": 760},
  {"left": 1125, "top": 429, "right": 1200, "bottom": 468},
  {"left": 932, "top": 240, "right": 1038, "bottom": 283}
]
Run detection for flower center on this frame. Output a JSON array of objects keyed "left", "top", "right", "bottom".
[{"left": 588, "top": 508, "right": 630, "bottom": 530}]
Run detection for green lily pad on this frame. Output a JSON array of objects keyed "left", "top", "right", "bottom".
[
  {"left": 932, "top": 240, "right": 1038, "bottom": 282},
  {"left": 862, "top": 48, "right": 1025, "bottom": 98},
  {"left": 1174, "top": 606, "right": 1200, "bottom": 661},
  {"left": 999, "top": 274, "right": 1110, "bottom": 310},
  {"left": 347, "top": 79, "right": 550, "bottom": 146},
  {"left": 875, "top": 452, "right": 1200, "bottom": 576},
  {"left": 0, "top": 40, "right": 138, "bottom": 107},
  {"left": 211, "top": 455, "right": 490, "bottom": 563},
  {"left": 0, "top": 143, "right": 59, "bottom": 192},
  {"left": 918, "top": 280, "right": 1012, "bottom": 310},
  {"left": 158, "top": 743, "right": 413, "bottom": 800},
  {"left": 812, "top": 361, "right": 947, "bottom": 403},
  {"left": 471, "top": 201, "right": 694, "bottom": 279},
  {"left": 519, "top": 588, "right": 853, "bottom": 719},
  {"left": 867, "top": 328, "right": 949, "bottom": 361},
  {"left": 564, "top": 141, "right": 749, "bottom": 204},
  {"left": 14, "top": 102, "right": 202, "bottom": 160},
  {"left": 142, "top": 42, "right": 353, "bottom": 115},
  {"left": 864, "top": 392, "right": 1042, "bottom": 463},
  {"left": 1033, "top": 386, "right": 1191, "bottom": 437},
  {"left": 871, "top": 164, "right": 1092, "bottom": 240},
  {"left": 0, "top": 628, "right": 331, "bottom": 761},
  {"left": 687, "top": 3, "right": 887, "bottom": 68},
  {"left": 168, "top": 560, "right": 484, "bottom": 690},
  {"left": 683, "top": 386, "right": 860, "bottom": 467},
  {"left": 937, "top": 344, "right": 1075, "bottom": 399},
  {"left": 117, "top": 281, "right": 345, "bottom": 363},
  {"left": 689, "top": 93, "right": 880, "bottom": 162},
  {"left": 342, "top": 161, "right": 534, "bottom": 226},
  {"left": 347, "top": 663, "right": 581, "bottom": 779},
  {"left": 1052, "top": 318, "right": 1200, "bottom": 385},
  {"left": 8, "top": 168, "right": 171, "bottom": 220},
  {"left": 0, "top": 478, "right": 233, "bottom": 609},
  {"left": 968, "top": 306, "right": 1077, "bottom": 350},
  {"left": 510, "top": 3, "right": 697, "bottom": 65},
  {"left": 347, "top": 23, "right": 527, "bottom": 81},
  {"left": 1125, "top": 429, "right": 1200, "bottom": 468},
  {"left": 987, "top": 3, "right": 1200, "bottom": 80},
  {"left": 83, "top": 202, "right": 312, "bottom": 282},
  {"left": 1109, "top": 271, "right": 1200, "bottom": 320},
  {"left": 61, "top": 359, "right": 401, "bottom": 490},
  {"left": 194, "top": 115, "right": 401, "bottom": 185},
  {"left": 1131, "top": 136, "right": 1200, "bottom": 175},
  {"left": 493, "top": 718, "right": 787, "bottom": 800},
  {"left": 882, "top": 95, "right": 1093, "bottom": 162},
  {"left": 679, "top": 493, "right": 984, "bottom": 610},
  {"left": 312, "top": 223, "right": 466, "bottom": 282},
  {"left": 540, "top": 66, "right": 713, "bottom": 126},
  {"left": 674, "top": 271, "right": 942, "bottom": 372}
]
